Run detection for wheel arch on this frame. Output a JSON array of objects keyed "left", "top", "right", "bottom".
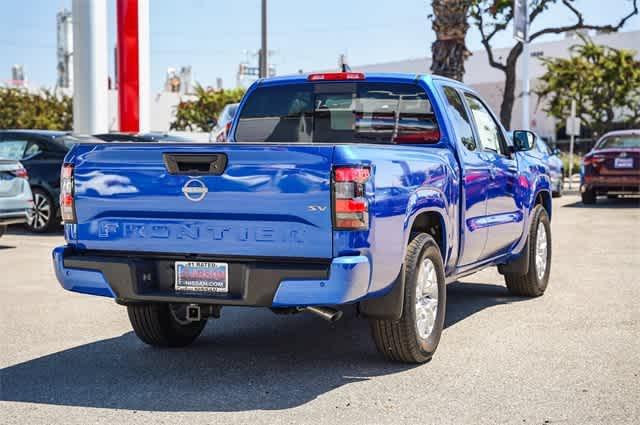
[
  {"left": 534, "top": 189, "right": 552, "bottom": 220},
  {"left": 407, "top": 210, "right": 447, "bottom": 259}
]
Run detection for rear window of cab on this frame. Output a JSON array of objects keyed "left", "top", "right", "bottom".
[{"left": 235, "top": 82, "right": 440, "bottom": 144}]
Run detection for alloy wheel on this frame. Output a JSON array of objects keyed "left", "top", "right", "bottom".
[
  {"left": 415, "top": 258, "right": 439, "bottom": 340},
  {"left": 27, "top": 192, "right": 52, "bottom": 231}
]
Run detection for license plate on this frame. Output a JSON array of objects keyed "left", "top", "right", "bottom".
[
  {"left": 614, "top": 157, "right": 633, "bottom": 168},
  {"left": 175, "top": 261, "right": 228, "bottom": 294}
]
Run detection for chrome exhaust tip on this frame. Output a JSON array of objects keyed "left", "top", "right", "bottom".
[{"left": 302, "top": 306, "right": 343, "bottom": 323}]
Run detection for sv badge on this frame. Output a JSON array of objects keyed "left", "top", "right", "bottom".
[{"left": 308, "top": 205, "right": 327, "bottom": 212}]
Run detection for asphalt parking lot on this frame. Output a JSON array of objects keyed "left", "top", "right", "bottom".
[{"left": 1, "top": 194, "right": 639, "bottom": 425}]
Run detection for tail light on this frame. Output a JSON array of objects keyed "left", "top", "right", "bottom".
[
  {"left": 10, "top": 168, "right": 28, "bottom": 179},
  {"left": 60, "top": 164, "right": 76, "bottom": 223},
  {"left": 583, "top": 155, "right": 606, "bottom": 166},
  {"left": 333, "top": 166, "right": 370, "bottom": 230}
]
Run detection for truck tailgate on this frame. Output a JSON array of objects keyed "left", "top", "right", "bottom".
[{"left": 69, "top": 144, "right": 334, "bottom": 258}]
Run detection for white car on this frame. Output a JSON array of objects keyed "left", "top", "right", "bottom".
[
  {"left": 0, "top": 159, "right": 33, "bottom": 237},
  {"left": 209, "top": 103, "right": 239, "bottom": 143}
]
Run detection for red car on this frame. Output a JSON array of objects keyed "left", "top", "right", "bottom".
[{"left": 581, "top": 130, "right": 640, "bottom": 204}]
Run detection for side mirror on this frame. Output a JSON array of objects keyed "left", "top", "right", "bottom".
[{"left": 512, "top": 130, "right": 536, "bottom": 152}]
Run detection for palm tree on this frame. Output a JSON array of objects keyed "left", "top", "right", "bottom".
[{"left": 430, "top": 0, "right": 471, "bottom": 82}]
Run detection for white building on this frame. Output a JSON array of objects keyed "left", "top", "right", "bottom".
[{"left": 352, "top": 30, "right": 640, "bottom": 139}]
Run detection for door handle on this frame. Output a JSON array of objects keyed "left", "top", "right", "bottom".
[
  {"left": 163, "top": 153, "right": 228, "bottom": 175},
  {"left": 489, "top": 167, "right": 496, "bottom": 180}
]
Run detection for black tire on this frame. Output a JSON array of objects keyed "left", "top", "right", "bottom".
[
  {"left": 369, "top": 233, "right": 446, "bottom": 364},
  {"left": 127, "top": 303, "right": 207, "bottom": 348},
  {"left": 606, "top": 194, "right": 617, "bottom": 199},
  {"left": 581, "top": 189, "right": 596, "bottom": 205},
  {"left": 504, "top": 205, "right": 551, "bottom": 297},
  {"left": 25, "top": 188, "right": 56, "bottom": 233},
  {"left": 0, "top": 224, "right": 6, "bottom": 238}
]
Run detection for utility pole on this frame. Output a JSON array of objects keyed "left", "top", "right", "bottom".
[{"left": 259, "top": 0, "right": 267, "bottom": 78}]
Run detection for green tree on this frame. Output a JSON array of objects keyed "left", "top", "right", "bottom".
[
  {"left": 536, "top": 37, "right": 640, "bottom": 136},
  {"left": 469, "top": 0, "right": 637, "bottom": 128},
  {"left": 430, "top": 0, "right": 471, "bottom": 82},
  {"left": 170, "top": 85, "right": 245, "bottom": 131},
  {"left": 0, "top": 88, "right": 72, "bottom": 130}
]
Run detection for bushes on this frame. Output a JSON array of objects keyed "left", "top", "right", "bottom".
[
  {"left": 0, "top": 88, "right": 72, "bottom": 130},
  {"left": 170, "top": 85, "right": 245, "bottom": 131},
  {"left": 560, "top": 152, "right": 582, "bottom": 176}
]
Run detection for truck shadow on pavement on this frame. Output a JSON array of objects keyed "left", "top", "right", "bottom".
[{"left": 1, "top": 282, "right": 525, "bottom": 412}]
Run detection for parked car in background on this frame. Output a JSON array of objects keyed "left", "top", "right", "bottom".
[
  {"left": 0, "top": 130, "right": 100, "bottom": 233},
  {"left": 209, "top": 103, "right": 239, "bottom": 142},
  {"left": 535, "top": 137, "right": 564, "bottom": 197},
  {"left": 581, "top": 129, "right": 640, "bottom": 204},
  {"left": 0, "top": 159, "right": 32, "bottom": 237},
  {"left": 93, "top": 132, "right": 194, "bottom": 143}
]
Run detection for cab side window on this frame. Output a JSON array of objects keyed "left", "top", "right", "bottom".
[
  {"left": 463, "top": 93, "right": 507, "bottom": 155},
  {"left": 24, "top": 141, "right": 43, "bottom": 159},
  {"left": 442, "top": 86, "right": 477, "bottom": 151}
]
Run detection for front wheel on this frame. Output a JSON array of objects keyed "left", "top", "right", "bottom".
[
  {"left": 504, "top": 205, "right": 552, "bottom": 297},
  {"left": 369, "top": 233, "right": 446, "bottom": 363},
  {"left": 127, "top": 303, "right": 207, "bottom": 347}
]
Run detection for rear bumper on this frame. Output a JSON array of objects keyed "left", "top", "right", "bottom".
[
  {"left": 582, "top": 175, "right": 640, "bottom": 194},
  {"left": 0, "top": 208, "right": 30, "bottom": 226},
  {"left": 52, "top": 246, "right": 371, "bottom": 307}
]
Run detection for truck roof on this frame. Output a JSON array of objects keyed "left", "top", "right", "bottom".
[
  {"left": 255, "top": 72, "right": 476, "bottom": 97},
  {"left": 258, "top": 72, "right": 435, "bottom": 86}
]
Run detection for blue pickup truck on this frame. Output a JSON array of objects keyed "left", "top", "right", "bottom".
[{"left": 53, "top": 72, "right": 552, "bottom": 363}]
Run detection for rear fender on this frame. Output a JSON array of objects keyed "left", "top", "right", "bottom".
[
  {"left": 360, "top": 188, "right": 450, "bottom": 320},
  {"left": 403, "top": 188, "right": 450, "bottom": 261}
]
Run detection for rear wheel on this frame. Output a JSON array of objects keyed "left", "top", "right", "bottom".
[
  {"left": 504, "top": 205, "right": 551, "bottom": 297},
  {"left": 127, "top": 303, "right": 207, "bottom": 347},
  {"left": 26, "top": 188, "right": 56, "bottom": 233},
  {"left": 581, "top": 188, "right": 596, "bottom": 205},
  {"left": 369, "top": 233, "right": 446, "bottom": 363},
  {"left": 606, "top": 194, "right": 618, "bottom": 199},
  {"left": 0, "top": 225, "right": 6, "bottom": 237}
]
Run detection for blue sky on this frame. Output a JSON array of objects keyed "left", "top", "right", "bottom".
[{"left": 1, "top": 0, "right": 638, "bottom": 91}]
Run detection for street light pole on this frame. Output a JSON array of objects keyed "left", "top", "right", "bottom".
[
  {"left": 521, "top": 38, "right": 530, "bottom": 130},
  {"left": 259, "top": 0, "right": 267, "bottom": 78}
]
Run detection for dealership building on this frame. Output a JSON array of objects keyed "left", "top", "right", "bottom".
[{"left": 352, "top": 30, "right": 640, "bottom": 140}]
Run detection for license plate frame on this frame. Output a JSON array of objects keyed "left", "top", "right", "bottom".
[
  {"left": 175, "top": 261, "right": 229, "bottom": 294},
  {"left": 614, "top": 157, "right": 634, "bottom": 168}
]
